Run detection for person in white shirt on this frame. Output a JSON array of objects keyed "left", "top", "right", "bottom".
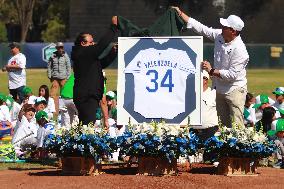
[
  {"left": 172, "top": 7, "right": 249, "bottom": 127},
  {"left": 272, "top": 87, "right": 284, "bottom": 110},
  {"left": 34, "top": 96, "right": 48, "bottom": 112},
  {"left": 12, "top": 105, "right": 38, "bottom": 149},
  {"left": 195, "top": 71, "right": 218, "bottom": 142},
  {"left": 0, "top": 94, "right": 12, "bottom": 125},
  {"left": 244, "top": 93, "right": 256, "bottom": 127},
  {"left": 0, "top": 94, "right": 12, "bottom": 138},
  {"left": 35, "top": 111, "right": 53, "bottom": 149},
  {"left": 5, "top": 95, "right": 21, "bottom": 128},
  {"left": 2, "top": 42, "right": 26, "bottom": 103},
  {"left": 38, "top": 85, "right": 56, "bottom": 120},
  {"left": 21, "top": 86, "right": 37, "bottom": 105},
  {"left": 253, "top": 94, "right": 280, "bottom": 123}
]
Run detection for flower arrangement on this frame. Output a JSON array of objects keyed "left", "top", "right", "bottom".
[
  {"left": 117, "top": 121, "right": 199, "bottom": 162},
  {"left": 44, "top": 121, "right": 117, "bottom": 162},
  {"left": 204, "top": 123, "right": 275, "bottom": 161}
]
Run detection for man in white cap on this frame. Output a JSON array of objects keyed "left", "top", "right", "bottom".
[
  {"left": 47, "top": 42, "right": 71, "bottom": 115},
  {"left": 172, "top": 7, "right": 249, "bottom": 127}
]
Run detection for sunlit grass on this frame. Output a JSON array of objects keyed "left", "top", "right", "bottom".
[{"left": 1, "top": 69, "right": 283, "bottom": 100}]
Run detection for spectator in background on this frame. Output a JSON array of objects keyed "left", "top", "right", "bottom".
[
  {"left": 5, "top": 95, "right": 21, "bottom": 128},
  {"left": 34, "top": 97, "right": 48, "bottom": 112},
  {"left": 2, "top": 42, "right": 26, "bottom": 103},
  {"left": 22, "top": 86, "right": 37, "bottom": 105},
  {"left": 106, "top": 91, "right": 117, "bottom": 121},
  {"left": 173, "top": 7, "right": 249, "bottom": 127},
  {"left": 38, "top": 85, "right": 55, "bottom": 120},
  {"left": 195, "top": 71, "right": 218, "bottom": 142},
  {"left": 12, "top": 104, "right": 37, "bottom": 150},
  {"left": 47, "top": 42, "right": 71, "bottom": 115},
  {"left": 59, "top": 73, "right": 78, "bottom": 128},
  {"left": 253, "top": 94, "right": 280, "bottom": 122},
  {"left": 272, "top": 87, "right": 284, "bottom": 110},
  {"left": 0, "top": 94, "right": 12, "bottom": 138},
  {"left": 267, "top": 119, "right": 284, "bottom": 169},
  {"left": 244, "top": 93, "right": 256, "bottom": 127},
  {"left": 255, "top": 106, "right": 276, "bottom": 134},
  {"left": 100, "top": 71, "right": 110, "bottom": 129}
]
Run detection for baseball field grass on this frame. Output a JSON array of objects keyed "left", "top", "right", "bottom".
[{"left": 0, "top": 69, "right": 283, "bottom": 99}]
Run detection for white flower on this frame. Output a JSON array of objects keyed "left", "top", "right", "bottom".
[
  {"left": 252, "top": 133, "right": 266, "bottom": 143},
  {"left": 214, "top": 132, "right": 221, "bottom": 137},
  {"left": 227, "top": 134, "right": 233, "bottom": 139},
  {"left": 156, "top": 127, "right": 163, "bottom": 137},
  {"left": 168, "top": 126, "right": 179, "bottom": 136}
]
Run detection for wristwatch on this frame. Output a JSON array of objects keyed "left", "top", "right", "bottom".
[{"left": 209, "top": 68, "right": 215, "bottom": 76}]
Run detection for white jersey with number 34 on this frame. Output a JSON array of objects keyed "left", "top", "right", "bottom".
[{"left": 124, "top": 48, "right": 196, "bottom": 119}]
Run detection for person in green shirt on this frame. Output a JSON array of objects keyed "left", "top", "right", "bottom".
[
  {"left": 59, "top": 73, "right": 78, "bottom": 127},
  {"left": 106, "top": 91, "right": 117, "bottom": 121}
]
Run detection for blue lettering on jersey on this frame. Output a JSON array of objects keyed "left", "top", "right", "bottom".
[
  {"left": 144, "top": 60, "right": 177, "bottom": 69},
  {"left": 146, "top": 69, "right": 174, "bottom": 93}
]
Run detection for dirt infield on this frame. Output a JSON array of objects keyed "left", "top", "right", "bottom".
[{"left": 0, "top": 164, "right": 284, "bottom": 189}]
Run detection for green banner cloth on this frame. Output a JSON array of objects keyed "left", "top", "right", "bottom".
[{"left": 118, "top": 9, "right": 185, "bottom": 37}]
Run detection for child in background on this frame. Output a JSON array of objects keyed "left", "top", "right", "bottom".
[
  {"left": 34, "top": 96, "right": 48, "bottom": 112},
  {"left": 22, "top": 86, "right": 37, "bottom": 105},
  {"left": 36, "top": 110, "right": 53, "bottom": 158},
  {"left": 99, "top": 71, "right": 110, "bottom": 129},
  {"left": 106, "top": 91, "right": 117, "bottom": 121},
  {"left": 267, "top": 119, "right": 284, "bottom": 169},
  {"left": 0, "top": 94, "right": 12, "bottom": 138},
  {"left": 272, "top": 87, "right": 284, "bottom": 110},
  {"left": 255, "top": 106, "right": 276, "bottom": 134},
  {"left": 253, "top": 94, "right": 280, "bottom": 122},
  {"left": 5, "top": 95, "right": 21, "bottom": 128},
  {"left": 244, "top": 93, "right": 256, "bottom": 127},
  {"left": 59, "top": 73, "right": 78, "bottom": 128},
  {"left": 12, "top": 104, "right": 38, "bottom": 152},
  {"left": 38, "top": 85, "right": 56, "bottom": 120}
]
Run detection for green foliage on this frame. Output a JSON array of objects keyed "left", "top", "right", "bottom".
[
  {"left": 0, "top": 22, "right": 8, "bottom": 42},
  {"left": 0, "top": 1, "right": 18, "bottom": 23},
  {"left": 0, "top": 144, "right": 16, "bottom": 160},
  {"left": 32, "top": 0, "right": 70, "bottom": 41},
  {"left": 41, "top": 17, "right": 66, "bottom": 42}
]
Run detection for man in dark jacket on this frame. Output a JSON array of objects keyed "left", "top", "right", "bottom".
[{"left": 71, "top": 16, "right": 118, "bottom": 125}]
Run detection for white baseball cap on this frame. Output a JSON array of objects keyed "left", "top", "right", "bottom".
[
  {"left": 34, "top": 96, "right": 47, "bottom": 104},
  {"left": 202, "top": 70, "right": 209, "bottom": 80},
  {"left": 56, "top": 42, "right": 64, "bottom": 47},
  {"left": 220, "top": 15, "right": 244, "bottom": 31},
  {"left": 106, "top": 91, "right": 116, "bottom": 100}
]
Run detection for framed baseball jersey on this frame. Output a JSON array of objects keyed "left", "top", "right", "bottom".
[{"left": 117, "top": 37, "right": 203, "bottom": 125}]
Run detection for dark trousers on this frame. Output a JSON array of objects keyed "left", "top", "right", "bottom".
[
  {"left": 74, "top": 97, "right": 99, "bottom": 125},
  {"left": 9, "top": 85, "right": 25, "bottom": 104},
  {"left": 194, "top": 126, "right": 219, "bottom": 143}
]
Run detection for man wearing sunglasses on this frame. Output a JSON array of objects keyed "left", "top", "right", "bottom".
[
  {"left": 48, "top": 42, "right": 71, "bottom": 115},
  {"left": 172, "top": 7, "right": 249, "bottom": 127}
]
